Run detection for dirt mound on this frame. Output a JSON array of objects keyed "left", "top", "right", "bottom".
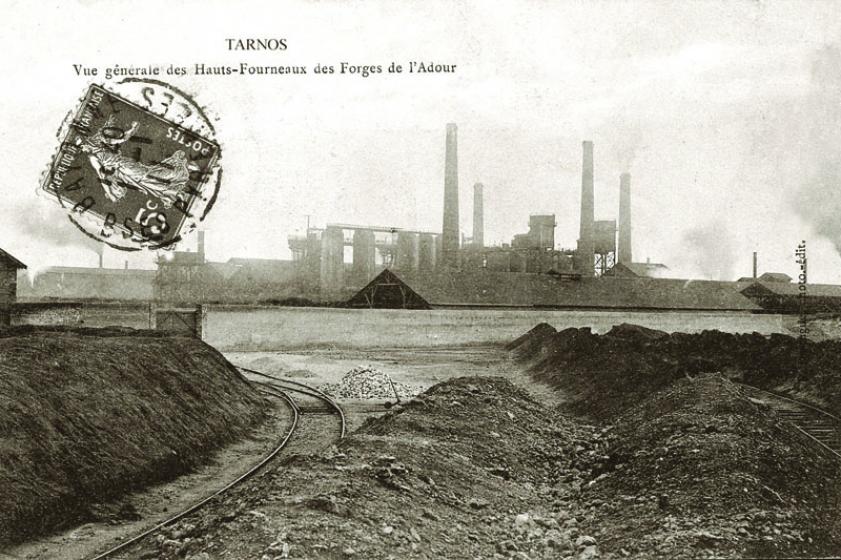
[
  {"left": 321, "top": 365, "right": 419, "bottom": 400},
  {"left": 510, "top": 323, "right": 841, "bottom": 419},
  {"left": 125, "top": 376, "right": 598, "bottom": 560},
  {"left": 111, "top": 369, "right": 841, "bottom": 559},
  {"left": 572, "top": 376, "right": 841, "bottom": 558},
  {"left": 604, "top": 322, "right": 669, "bottom": 341},
  {"left": 0, "top": 326, "right": 265, "bottom": 545},
  {"left": 505, "top": 322, "right": 556, "bottom": 351}
]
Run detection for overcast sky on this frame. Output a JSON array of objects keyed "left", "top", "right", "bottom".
[{"left": 3, "top": 0, "right": 841, "bottom": 282}]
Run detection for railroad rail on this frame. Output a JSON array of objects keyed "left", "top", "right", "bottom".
[
  {"left": 742, "top": 384, "right": 841, "bottom": 461},
  {"left": 237, "top": 366, "right": 347, "bottom": 439},
  {"left": 89, "top": 384, "right": 298, "bottom": 560}
]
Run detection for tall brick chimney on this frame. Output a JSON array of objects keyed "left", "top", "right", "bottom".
[
  {"left": 442, "top": 123, "right": 460, "bottom": 267},
  {"left": 577, "top": 141, "right": 595, "bottom": 276},
  {"left": 473, "top": 182, "right": 484, "bottom": 248},
  {"left": 618, "top": 173, "right": 632, "bottom": 264}
]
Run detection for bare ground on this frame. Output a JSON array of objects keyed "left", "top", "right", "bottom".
[{"left": 12, "top": 336, "right": 836, "bottom": 559}]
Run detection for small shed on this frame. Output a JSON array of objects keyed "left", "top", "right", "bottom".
[
  {"left": 346, "top": 269, "right": 430, "bottom": 309},
  {"left": 0, "top": 248, "right": 27, "bottom": 325},
  {"left": 737, "top": 272, "right": 793, "bottom": 284},
  {"left": 740, "top": 280, "right": 841, "bottom": 314}
]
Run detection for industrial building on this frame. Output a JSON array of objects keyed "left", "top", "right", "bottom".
[
  {"left": 283, "top": 123, "right": 649, "bottom": 299},
  {"left": 18, "top": 266, "right": 156, "bottom": 302},
  {"left": 153, "top": 122, "right": 839, "bottom": 312},
  {"left": 153, "top": 122, "right": 711, "bottom": 306},
  {"left": 740, "top": 280, "right": 841, "bottom": 314},
  {"left": 347, "top": 268, "right": 759, "bottom": 311},
  {"left": 287, "top": 224, "right": 443, "bottom": 295},
  {"left": 0, "top": 248, "right": 26, "bottom": 325},
  {"left": 156, "top": 232, "right": 305, "bottom": 304}
]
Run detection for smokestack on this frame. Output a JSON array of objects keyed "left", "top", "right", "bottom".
[
  {"left": 618, "top": 173, "right": 632, "bottom": 264},
  {"left": 98, "top": 247, "right": 103, "bottom": 269},
  {"left": 752, "top": 251, "right": 758, "bottom": 279},
  {"left": 197, "top": 231, "right": 206, "bottom": 264},
  {"left": 473, "top": 182, "right": 484, "bottom": 248},
  {"left": 442, "top": 123, "right": 459, "bottom": 267},
  {"left": 577, "top": 141, "right": 595, "bottom": 276}
]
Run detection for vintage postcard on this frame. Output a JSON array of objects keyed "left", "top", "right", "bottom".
[{"left": 2, "top": 2, "right": 841, "bottom": 559}]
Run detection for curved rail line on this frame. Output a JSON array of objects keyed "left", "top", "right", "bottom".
[
  {"left": 237, "top": 366, "right": 347, "bottom": 439},
  {"left": 742, "top": 384, "right": 841, "bottom": 461},
  {"left": 89, "top": 385, "right": 298, "bottom": 560}
]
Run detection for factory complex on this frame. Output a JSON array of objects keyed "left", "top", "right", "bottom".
[{"left": 7, "top": 123, "right": 841, "bottom": 316}]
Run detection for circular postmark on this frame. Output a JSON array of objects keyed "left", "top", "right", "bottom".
[{"left": 41, "top": 79, "right": 222, "bottom": 251}]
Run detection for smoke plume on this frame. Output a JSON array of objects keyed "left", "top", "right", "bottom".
[
  {"left": 792, "top": 45, "right": 841, "bottom": 255},
  {"left": 15, "top": 198, "right": 104, "bottom": 274},
  {"left": 668, "top": 219, "right": 736, "bottom": 280}
]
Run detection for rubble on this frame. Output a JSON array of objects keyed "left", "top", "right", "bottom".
[{"left": 320, "top": 365, "right": 420, "bottom": 400}]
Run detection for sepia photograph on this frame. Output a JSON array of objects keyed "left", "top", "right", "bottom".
[{"left": 2, "top": 1, "right": 841, "bottom": 558}]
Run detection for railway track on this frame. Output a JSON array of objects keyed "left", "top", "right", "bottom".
[
  {"left": 236, "top": 366, "right": 347, "bottom": 439},
  {"left": 90, "top": 384, "right": 298, "bottom": 559},
  {"left": 742, "top": 384, "right": 841, "bottom": 460},
  {"left": 89, "top": 371, "right": 345, "bottom": 559}
]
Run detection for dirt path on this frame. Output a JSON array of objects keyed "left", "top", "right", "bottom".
[{"left": 227, "top": 345, "right": 566, "bottom": 408}]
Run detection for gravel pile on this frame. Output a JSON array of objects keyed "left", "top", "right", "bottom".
[
  {"left": 320, "top": 365, "right": 419, "bottom": 400},
  {"left": 574, "top": 375, "right": 841, "bottom": 558}
]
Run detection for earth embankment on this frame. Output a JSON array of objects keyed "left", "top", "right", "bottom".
[{"left": 0, "top": 326, "right": 265, "bottom": 545}]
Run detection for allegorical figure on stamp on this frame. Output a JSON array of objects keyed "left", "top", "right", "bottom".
[{"left": 79, "top": 115, "right": 194, "bottom": 208}]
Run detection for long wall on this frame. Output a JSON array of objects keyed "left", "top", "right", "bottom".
[
  {"left": 11, "top": 302, "right": 152, "bottom": 329},
  {"left": 11, "top": 302, "right": 787, "bottom": 351},
  {"left": 203, "top": 306, "right": 786, "bottom": 351}
]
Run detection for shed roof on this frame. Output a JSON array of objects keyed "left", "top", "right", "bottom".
[
  {"left": 758, "top": 272, "right": 793, "bottom": 283},
  {"left": 347, "top": 269, "right": 430, "bottom": 309},
  {"left": 741, "top": 280, "right": 841, "bottom": 298},
  {"left": 0, "top": 248, "right": 26, "bottom": 269},
  {"left": 351, "top": 269, "right": 759, "bottom": 311}
]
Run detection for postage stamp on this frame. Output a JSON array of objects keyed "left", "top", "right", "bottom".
[{"left": 41, "top": 81, "right": 221, "bottom": 250}]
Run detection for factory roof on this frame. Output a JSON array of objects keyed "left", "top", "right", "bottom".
[
  {"left": 758, "top": 272, "right": 794, "bottom": 283},
  {"left": 349, "top": 269, "right": 760, "bottom": 311},
  {"left": 607, "top": 262, "right": 670, "bottom": 278},
  {"left": 158, "top": 257, "right": 298, "bottom": 282},
  {"left": 225, "top": 258, "right": 297, "bottom": 283},
  {"left": 0, "top": 248, "right": 26, "bottom": 269},
  {"left": 36, "top": 266, "right": 156, "bottom": 276},
  {"left": 741, "top": 280, "right": 841, "bottom": 298}
]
